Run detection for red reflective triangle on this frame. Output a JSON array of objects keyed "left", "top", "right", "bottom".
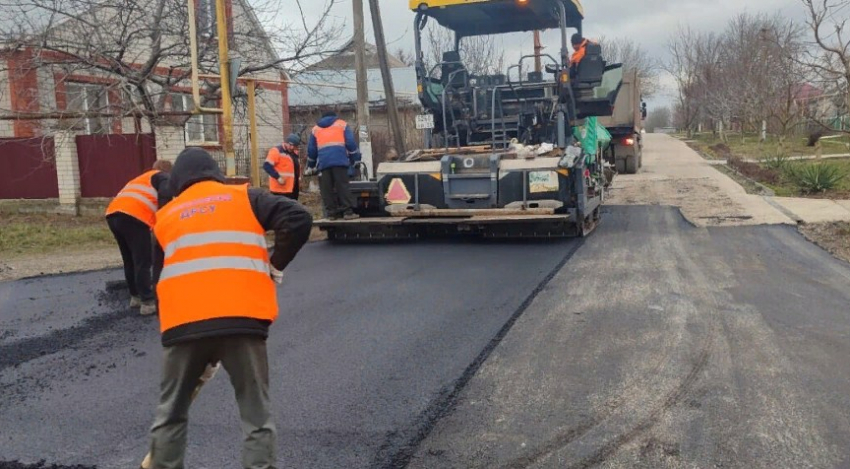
[{"left": 385, "top": 178, "right": 411, "bottom": 204}]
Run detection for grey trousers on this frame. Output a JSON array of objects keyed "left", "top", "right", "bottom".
[
  {"left": 149, "top": 335, "right": 276, "bottom": 469},
  {"left": 319, "top": 166, "right": 356, "bottom": 218}
]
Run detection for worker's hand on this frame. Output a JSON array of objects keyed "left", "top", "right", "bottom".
[
  {"left": 277, "top": 176, "right": 286, "bottom": 185},
  {"left": 304, "top": 167, "right": 317, "bottom": 177},
  {"left": 270, "top": 265, "right": 284, "bottom": 284}
]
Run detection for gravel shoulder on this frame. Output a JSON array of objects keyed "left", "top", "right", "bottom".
[
  {"left": 607, "top": 134, "right": 793, "bottom": 227},
  {"left": 0, "top": 246, "right": 122, "bottom": 282},
  {"left": 800, "top": 221, "right": 850, "bottom": 264}
]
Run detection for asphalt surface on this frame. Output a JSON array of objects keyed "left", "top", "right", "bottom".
[
  {"left": 2, "top": 206, "right": 850, "bottom": 468},
  {"left": 409, "top": 206, "right": 850, "bottom": 469},
  {"left": 0, "top": 235, "right": 579, "bottom": 468}
]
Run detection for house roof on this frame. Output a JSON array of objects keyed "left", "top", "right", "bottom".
[
  {"left": 288, "top": 67, "right": 418, "bottom": 107},
  {"left": 793, "top": 83, "right": 824, "bottom": 102},
  {"left": 305, "top": 39, "right": 407, "bottom": 72}
]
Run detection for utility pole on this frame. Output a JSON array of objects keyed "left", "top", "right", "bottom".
[
  {"left": 368, "top": 0, "right": 405, "bottom": 156},
  {"left": 352, "top": 0, "right": 373, "bottom": 177},
  {"left": 533, "top": 30, "right": 543, "bottom": 73},
  {"left": 214, "top": 0, "right": 236, "bottom": 177}
]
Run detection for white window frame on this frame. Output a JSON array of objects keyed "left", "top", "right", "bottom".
[
  {"left": 65, "top": 82, "right": 110, "bottom": 135},
  {"left": 171, "top": 93, "right": 219, "bottom": 145}
]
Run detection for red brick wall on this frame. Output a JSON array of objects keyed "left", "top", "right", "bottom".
[{"left": 7, "top": 50, "right": 40, "bottom": 137}]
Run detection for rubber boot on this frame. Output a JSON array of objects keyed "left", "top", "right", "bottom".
[
  {"left": 130, "top": 296, "right": 142, "bottom": 308},
  {"left": 140, "top": 301, "right": 157, "bottom": 316}
]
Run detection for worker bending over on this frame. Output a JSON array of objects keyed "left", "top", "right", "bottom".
[
  {"left": 105, "top": 160, "right": 172, "bottom": 316},
  {"left": 306, "top": 111, "right": 361, "bottom": 220},
  {"left": 147, "top": 148, "right": 312, "bottom": 469},
  {"left": 264, "top": 134, "right": 302, "bottom": 200}
]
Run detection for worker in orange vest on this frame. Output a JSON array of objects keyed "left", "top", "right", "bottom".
[
  {"left": 569, "top": 33, "right": 597, "bottom": 71},
  {"left": 263, "top": 133, "right": 301, "bottom": 200},
  {"left": 306, "top": 111, "right": 361, "bottom": 220},
  {"left": 105, "top": 160, "right": 172, "bottom": 316},
  {"left": 147, "top": 147, "right": 312, "bottom": 468}
]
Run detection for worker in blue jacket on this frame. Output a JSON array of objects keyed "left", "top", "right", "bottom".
[{"left": 306, "top": 111, "right": 361, "bottom": 220}]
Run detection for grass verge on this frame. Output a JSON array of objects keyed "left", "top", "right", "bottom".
[
  {"left": 0, "top": 214, "right": 113, "bottom": 257},
  {"left": 685, "top": 133, "right": 832, "bottom": 160}
]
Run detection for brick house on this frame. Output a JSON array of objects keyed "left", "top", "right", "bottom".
[{"left": 0, "top": 0, "right": 292, "bottom": 210}]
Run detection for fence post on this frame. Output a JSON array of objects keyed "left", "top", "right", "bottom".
[{"left": 54, "top": 130, "right": 81, "bottom": 215}]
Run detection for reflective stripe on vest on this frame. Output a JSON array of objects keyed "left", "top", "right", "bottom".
[
  {"left": 106, "top": 170, "right": 160, "bottom": 227},
  {"left": 117, "top": 191, "right": 158, "bottom": 213},
  {"left": 163, "top": 230, "right": 268, "bottom": 259},
  {"left": 159, "top": 256, "right": 270, "bottom": 283},
  {"left": 154, "top": 181, "right": 277, "bottom": 334},
  {"left": 312, "top": 120, "right": 347, "bottom": 150}
]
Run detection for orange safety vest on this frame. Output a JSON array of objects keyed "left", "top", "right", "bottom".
[
  {"left": 154, "top": 181, "right": 277, "bottom": 334},
  {"left": 266, "top": 145, "right": 296, "bottom": 194},
  {"left": 570, "top": 39, "right": 596, "bottom": 67},
  {"left": 312, "top": 119, "right": 347, "bottom": 151},
  {"left": 105, "top": 170, "right": 160, "bottom": 227}
]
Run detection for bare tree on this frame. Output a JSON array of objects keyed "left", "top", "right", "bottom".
[
  {"left": 423, "top": 25, "right": 504, "bottom": 77},
  {"left": 665, "top": 13, "right": 813, "bottom": 145},
  {"left": 665, "top": 26, "right": 704, "bottom": 137},
  {"left": 0, "top": 0, "right": 343, "bottom": 130},
  {"left": 800, "top": 0, "right": 850, "bottom": 135},
  {"left": 759, "top": 18, "right": 811, "bottom": 149},
  {"left": 393, "top": 48, "right": 415, "bottom": 67},
  {"left": 645, "top": 106, "right": 671, "bottom": 132},
  {"left": 598, "top": 36, "right": 660, "bottom": 98}
]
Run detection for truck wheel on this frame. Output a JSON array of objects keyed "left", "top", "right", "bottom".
[
  {"left": 625, "top": 155, "right": 638, "bottom": 174},
  {"left": 638, "top": 150, "right": 643, "bottom": 169},
  {"left": 615, "top": 158, "right": 626, "bottom": 174}
]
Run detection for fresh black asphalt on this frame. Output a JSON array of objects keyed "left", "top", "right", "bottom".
[
  {"left": 0, "top": 229, "right": 578, "bottom": 468},
  {"left": 2, "top": 206, "right": 850, "bottom": 469}
]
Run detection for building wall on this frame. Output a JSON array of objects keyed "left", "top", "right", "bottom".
[
  {"left": 0, "top": 69, "right": 13, "bottom": 137},
  {"left": 2, "top": 0, "right": 285, "bottom": 144}
]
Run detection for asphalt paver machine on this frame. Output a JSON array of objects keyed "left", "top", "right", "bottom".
[{"left": 315, "top": 0, "right": 623, "bottom": 240}]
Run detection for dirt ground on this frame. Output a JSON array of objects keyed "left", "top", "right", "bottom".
[
  {"left": 607, "top": 134, "right": 793, "bottom": 227},
  {"left": 800, "top": 222, "right": 850, "bottom": 264},
  {"left": 0, "top": 246, "right": 121, "bottom": 282}
]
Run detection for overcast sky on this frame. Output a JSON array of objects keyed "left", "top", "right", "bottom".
[{"left": 290, "top": 0, "right": 808, "bottom": 108}]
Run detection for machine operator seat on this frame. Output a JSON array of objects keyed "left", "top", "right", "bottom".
[
  {"left": 441, "top": 51, "right": 468, "bottom": 89},
  {"left": 572, "top": 43, "right": 605, "bottom": 96}
]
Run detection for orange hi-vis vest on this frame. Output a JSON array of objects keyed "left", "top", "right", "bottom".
[
  {"left": 266, "top": 145, "right": 296, "bottom": 194},
  {"left": 570, "top": 39, "right": 596, "bottom": 67},
  {"left": 312, "top": 119, "right": 347, "bottom": 151},
  {"left": 105, "top": 170, "right": 160, "bottom": 227},
  {"left": 154, "top": 181, "right": 277, "bottom": 334}
]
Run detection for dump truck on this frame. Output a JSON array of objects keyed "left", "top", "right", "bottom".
[
  {"left": 315, "top": 0, "right": 623, "bottom": 241},
  {"left": 599, "top": 69, "right": 646, "bottom": 174}
]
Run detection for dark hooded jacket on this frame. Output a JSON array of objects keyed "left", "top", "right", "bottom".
[
  {"left": 156, "top": 147, "right": 313, "bottom": 347},
  {"left": 306, "top": 114, "right": 361, "bottom": 171}
]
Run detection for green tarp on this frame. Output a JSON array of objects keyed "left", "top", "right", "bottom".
[{"left": 574, "top": 116, "right": 611, "bottom": 163}]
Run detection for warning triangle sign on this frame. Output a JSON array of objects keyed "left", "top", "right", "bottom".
[{"left": 385, "top": 178, "right": 411, "bottom": 204}]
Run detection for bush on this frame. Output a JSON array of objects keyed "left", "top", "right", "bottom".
[
  {"left": 784, "top": 163, "right": 847, "bottom": 193},
  {"left": 762, "top": 154, "right": 790, "bottom": 172}
]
